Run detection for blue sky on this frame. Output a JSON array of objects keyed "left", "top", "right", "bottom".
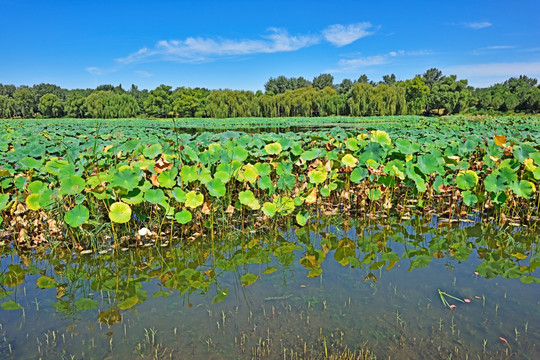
[{"left": 1, "top": 0, "right": 539, "bottom": 90}]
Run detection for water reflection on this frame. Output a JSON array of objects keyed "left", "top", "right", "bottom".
[{"left": 0, "top": 217, "right": 538, "bottom": 359}]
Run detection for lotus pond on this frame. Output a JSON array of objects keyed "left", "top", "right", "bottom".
[
  {"left": 1, "top": 217, "right": 539, "bottom": 359},
  {"left": 0, "top": 116, "right": 539, "bottom": 358}
]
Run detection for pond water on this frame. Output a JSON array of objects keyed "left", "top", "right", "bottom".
[{"left": 0, "top": 217, "right": 538, "bottom": 359}]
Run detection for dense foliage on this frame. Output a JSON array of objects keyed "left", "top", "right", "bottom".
[
  {"left": 0, "top": 70, "right": 538, "bottom": 119},
  {"left": 0, "top": 116, "right": 538, "bottom": 254}
]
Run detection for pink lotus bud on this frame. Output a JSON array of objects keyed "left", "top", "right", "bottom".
[
  {"left": 464, "top": 298, "right": 471, "bottom": 303},
  {"left": 449, "top": 304, "right": 457, "bottom": 309}
]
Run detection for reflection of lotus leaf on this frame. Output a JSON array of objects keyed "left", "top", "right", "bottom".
[
  {"left": 98, "top": 308, "right": 122, "bottom": 326},
  {"left": 36, "top": 276, "right": 57, "bottom": 288}
]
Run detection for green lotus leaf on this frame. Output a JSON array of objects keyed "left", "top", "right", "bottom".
[
  {"left": 198, "top": 167, "right": 213, "bottom": 184},
  {"left": 276, "top": 161, "right": 292, "bottom": 175},
  {"left": 238, "top": 164, "right": 259, "bottom": 183},
  {"left": 456, "top": 170, "right": 479, "bottom": 190},
  {"left": 273, "top": 196, "right": 295, "bottom": 215},
  {"left": 511, "top": 180, "right": 536, "bottom": 199},
  {"left": 185, "top": 191, "right": 204, "bottom": 209},
  {"left": 44, "top": 158, "right": 69, "bottom": 176},
  {"left": 123, "top": 188, "right": 144, "bottom": 205},
  {"left": 36, "top": 276, "right": 57, "bottom": 289},
  {"left": 264, "top": 142, "right": 282, "bottom": 155},
  {"left": 158, "top": 168, "right": 178, "bottom": 188},
  {"left": 350, "top": 167, "right": 368, "bottom": 183},
  {"left": 175, "top": 209, "right": 192, "bottom": 224},
  {"left": 171, "top": 187, "right": 187, "bottom": 203},
  {"left": 395, "top": 138, "right": 419, "bottom": 155},
  {"left": 308, "top": 169, "right": 327, "bottom": 184},
  {"left": 180, "top": 165, "right": 198, "bottom": 184},
  {"left": 368, "top": 188, "right": 382, "bottom": 201},
  {"left": 214, "top": 171, "right": 230, "bottom": 183},
  {"left": 206, "top": 178, "right": 226, "bottom": 198},
  {"left": 485, "top": 168, "right": 517, "bottom": 192},
  {"left": 232, "top": 146, "right": 248, "bottom": 162},
  {"left": 262, "top": 202, "right": 277, "bottom": 217},
  {"left": 258, "top": 175, "right": 272, "bottom": 190},
  {"left": 370, "top": 130, "right": 391, "bottom": 145},
  {"left": 254, "top": 163, "right": 272, "bottom": 176},
  {"left": 142, "top": 143, "right": 162, "bottom": 159},
  {"left": 341, "top": 154, "right": 358, "bottom": 168},
  {"left": 0, "top": 193, "right": 10, "bottom": 211},
  {"left": 417, "top": 154, "right": 443, "bottom": 175},
  {"left": 238, "top": 190, "right": 260, "bottom": 209},
  {"left": 462, "top": 191, "right": 478, "bottom": 207},
  {"left": 20, "top": 157, "right": 42, "bottom": 169},
  {"left": 320, "top": 187, "right": 331, "bottom": 197},
  {"left": 28, "top": 180, "right": 47, "bottom": 194},
  {"left": 345, "top": 137, "right": 359, "bottom": 151},
  {"left": 111, "top": 169, "right": 140, "bottom": 191},
  {"left": 300, "top": 150, "right": 317, "bottom": 161},
  {"left": 14, "top": 176, "right": 27, "bottom": 190},
  {"left": 277, "top": 174, "right": 296, "bottom": 191},
  {"left": 64, "top": 205, "right": 89, "bottom": 227},
  {"left": 60, "top": 175, "right": 86, "bottom": 196},
  {"left": 109, "top": 202, "right": 132, "bottom": 223},
  {"left": 145, "top": 189, "right": 166, "bottom": 204},
  {"left": 26, "top": 193, "right": 41, "bottom": 210},
  {"left": 296, "top": 211, "right": 310, "bottom": 226}
]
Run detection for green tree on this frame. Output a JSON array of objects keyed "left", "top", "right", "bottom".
[
  {"left": 404, "top": 76, "right": 430, "bottom": 115},
  {"left": 38, "top": 93, "right": 64, "bottom": 117},
  {"left": 14, "top": 87, "right": 35, "bottom": 117},
  {"left": 144, "top": 85, "right": 173, "bottom": 117},
  {"left": 313, "top": 73, "right": 334, "bottom": 90}
]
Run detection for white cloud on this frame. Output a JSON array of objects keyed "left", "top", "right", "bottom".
[
  {"left": 85, "top": 67, "right": 103, "bottom": 75},
  {"left": 446, "top": 61, "right": 540, "bottom": 77},
  {"left": 322, "top": 23, "right": 373, "bottom": 47},
  {"left": 330, "top": 50, "right": 432, "bottom": 73},
  {"left": 482, "top": 45, "right": 516, "bottom": 50},
  {"left": 464, "top": 21, "right": 492, "bottom": 29},
  {"left": 116, "top": 28, "right": 320, "bottom": 64},
  {"left": 135, "top": 70, "right": 153, "bottom": 78}
]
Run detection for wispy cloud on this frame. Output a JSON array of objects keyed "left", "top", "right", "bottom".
[
  {"left": 115, "top": 23, "right": 375, "bottom": 66},
  {"left": 446, "top": 61, "right": 540, "bottom": 77},
  {"left": 135, "top": 70, "right": 153, "bottom": 78},
  {"left": 471, "top": 45, "right": 517, "bottom": 55},
  {"left": 117, "top": 28, "right": 321, "bottom": 65},
  {"left": 85, "top": 66, "right": 103, "bottom": 75},
  {"left": 329, "top": 50, "right": 432, "bottom": 73},
  {"left": 322, "top": 23, "right": 373, "bottom": 47},
  {"left": 482, "top": 45, "right": 516, "bottom": 50},
  {"left": 463, "top": 21, "right": 492, "bottom": 29}
]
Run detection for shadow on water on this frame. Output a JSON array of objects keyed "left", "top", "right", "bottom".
[{"left": 0, "top": 216, "right": 539, "bottom": 359}]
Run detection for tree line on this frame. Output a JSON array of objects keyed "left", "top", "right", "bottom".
[{"left": 0, "top": 69, "right": 538, "bottom": 119}]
